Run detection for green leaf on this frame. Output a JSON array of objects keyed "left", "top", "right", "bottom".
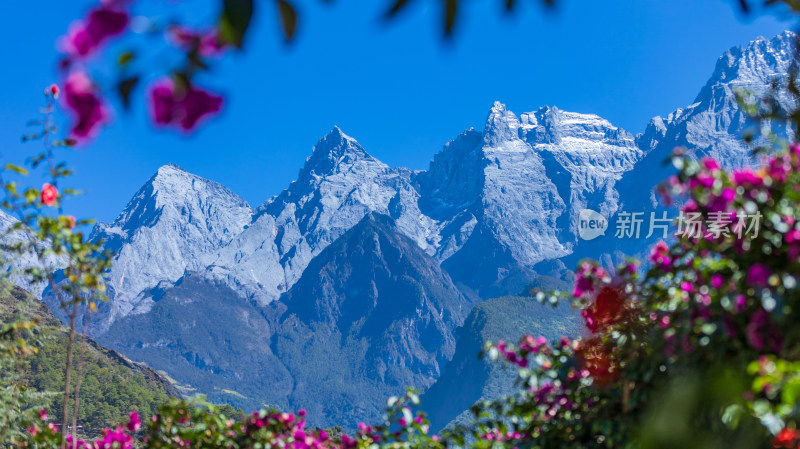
[
  {"left": 118, "top": 50, "right": 136, "bottom": 67},
  {"left": 117, "top": 76, "right": 140, "bottom": 111},
  {"left": 219, "top": 0, "right": 254, "bottom": 48},
  {"left": 4, "top": 164, "right": 28, "bottom": 176},
  {"left": 277, "top": 0, "right": 298, "bottom": 42}
]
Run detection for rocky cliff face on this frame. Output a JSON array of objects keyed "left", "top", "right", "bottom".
[{"left": 87, "top": 164, "right": 252, "bottom": 332}]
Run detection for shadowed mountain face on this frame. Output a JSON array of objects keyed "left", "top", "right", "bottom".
[
  {"left": 96, "top": 213, "right": 470, "bottom": 428},
  {"left": 95, "top": 273, "right": 294, "bottom": 411},
  {"left": 275, "top": 213, "right": 471, "bottom": 427},
  {"left": 23, "top": 32, "right": 795, "bottom": 429},
  {"left": 421, "top": 296, "right": 582, "bottom": 432}
]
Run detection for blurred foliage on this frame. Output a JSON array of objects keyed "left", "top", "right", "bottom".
[{"left": 0, "top": 284, "right": 174, "bottom": 443}]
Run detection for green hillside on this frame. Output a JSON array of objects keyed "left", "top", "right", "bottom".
[{"left": 0, "top": 285, "right": 180, "bottom": 436}]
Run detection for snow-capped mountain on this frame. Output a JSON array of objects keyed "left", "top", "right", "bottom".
[
  {"left": 207, "top": 127, "right": 437, "bottom": 306},
  {"left": 30, "top": 31, "right": 796, "bottom": 428},
  {"left": 79, "top": 31, "right": 796, "bottom": 333},
  {"left": 621, "top": 31, "right": 797, "bottom": 211},
  {"left": 87, "top": 164, "right": 252, "bottom": 331}
]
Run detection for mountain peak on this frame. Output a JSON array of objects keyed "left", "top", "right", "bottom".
[
  {"left": 307, "top": 126, "right": 370, "bottom": 163},
  {"left": 697, "top": 29, "right": 796, "bottom": 101},
  {"left": 293, "top": 127, "right": 381, "bottom": 184},
  {"left": 157, "top": 162, "right": 186, "bottom": 173},
  {"left": 483, "top": 101, "right": 521, "bottom": 145},
  {"left": 103, "top": 163, "right": 251, "bottom": 239},
  {"left": 149, "top": 163, "right": 198, "bottom": 188}
]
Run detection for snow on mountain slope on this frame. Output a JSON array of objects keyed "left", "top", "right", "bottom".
[
  {"left": 89, "top": 164, "right": 252, "bottom": 331},
  {"left": 627, "top": 31, "right": 797, "bottom": 199},
  {"left": 417, "top": 102, "right": 641, "bottom": 297},
  {"left": 521, "top": 106, "right": 641, "bottom": 236},
  {"left": 211, "top": 127, "right": 438, "bottom": 304}
]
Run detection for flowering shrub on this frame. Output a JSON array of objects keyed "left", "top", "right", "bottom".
[
  {"left": 456, "top": 141, "right": 800, "bottom": 448},
  {"left": 20, "top": 391, "right": 444, "bottom": 449}
]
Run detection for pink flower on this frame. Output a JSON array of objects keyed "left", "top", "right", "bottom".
[
  {"left": 682, "top": 199, "right": 699, "bottom": 214},
  {"left": 168, "top": 26, "right": 228, "bottom": 57},
  {"left": 62, "top": 71, "right": 108, "bottom": 138},
  {"left": 732, "top": 169, "right": 763, "bottom": 187},
  {"left": 747, "top": 264, "right": 771, "bottom": 287},
  {"left": 768, "top": 157, "right": 790, "bottom": 183},
  {"left": 746, "top": 309, "right": 782, "bottom": 352},
  {"left": 689, "top": 174, "right": 715, "bottom": 189},
  {"left": 708, "top": 187, "right": 736, "bottom": 212},
  {"left": 680, "top": 281, "right": 693, "bottom": 292},
  {"left": 735, "top": 294, "right": 747, "bottom": 312},
  {"left": 148, "top": 78, "right": 223, "bottom": 131},
  {"left": 573, "top": 275, "right": 593, "bottom": 298},
  {"left": 38, "top": 409, "right": 48, "bottom": 421},
  {"left": 710, "top": 274, "right": 724, "bottom": 289},
  {"left": 701, "top": 157, "right": 720, "bottom": 171},
  {"left": 40, "top": 183, "right": 58, "bottom": 206},
  {"left": 648, "top": 240, "right": 672, "bottom": 270},
  {"left": 61, "top": 8, "right": 128, "bottom": 58},
  {"left": 127, "top": 411, "right": 140, "bottom": 432}
]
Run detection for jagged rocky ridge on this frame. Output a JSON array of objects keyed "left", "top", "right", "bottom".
[{"left": 29, "top": 31, "right": 798, "bottom": 428}]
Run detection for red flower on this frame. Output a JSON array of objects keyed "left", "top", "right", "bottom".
[
  {"left": 61, "top": 7, "right": 128, "bottom": 58},
  {"left": 772, "top": 428, "right": 800, "bottom": 448},
  {"left": 62, "top": 71, "right": 108, "bottom": 139},
  {"left": 581, "top": 286, "right": 626, "bottom": 333},
  {"left": 148, "top": 78, "right": 223, "bottom": 131},
  {"left": 40, "top": 183, "right": 58, "bottom": 206},
  {"left": 45, "top": 84, "right": 60, "bottom": 98},
  {"left": 576, "top": 336, "right": 618, "bottom": 386}
]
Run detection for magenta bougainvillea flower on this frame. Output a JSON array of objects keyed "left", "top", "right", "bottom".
[
  {"left": 148, "top": 78, "right": 223, "bottom": 131},
  {"left": 747, "top": 263, "right": 771, "bottom": 287},
  {"left": 648, "top": 240, "right": 672, "bottom": 270},
  {"left": 62, "top": 71, "right": 108, "bottom": 139},
  {"left": 168, "top": 25, "right": 228, "bottom": 57},
  {"left": 61, "top": 7, "right": 128, "bottom": 58},
  {"left": 126, "top": 411, "right": 141, "bottom": 432}
]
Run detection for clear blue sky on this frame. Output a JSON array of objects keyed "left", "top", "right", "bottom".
[{"left": 0, "top": 0, "right": 791, "bottom": 223}]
